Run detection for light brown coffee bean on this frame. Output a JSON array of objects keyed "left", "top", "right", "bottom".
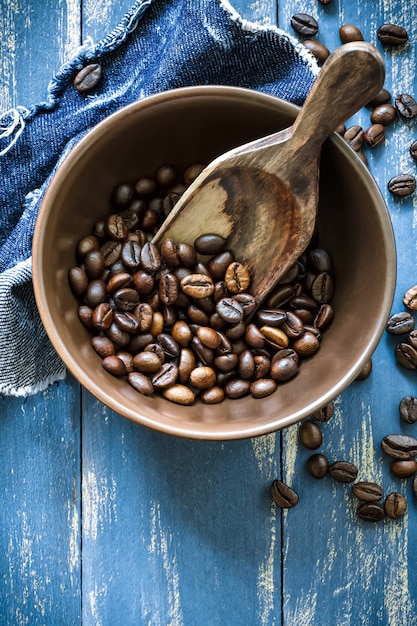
[
  {"left": 250, "top": 378, "right": 277, "bottom": 399},
  {"left": 189, "top": 366, "right": 217, "bottom": 389},
  {"left": 74, "top": 63, "right": 102, "bottom": 93},
  {"left": 181, "top": 273, "right": 214, "bottom": 298},
  {"left": 384, "top": 492, "right": 407, "bottom": 519},
  {"left": 102, "top": 355, "right": 127, "bottom": 377},
  {"left": 162, "top": 384, "right": 195, "bottom": 405},
  {"left": 224, "top": 262, "right": 251, "bottom": 293},
  {"left": 339, "top": 24, "right": 364, "bottom": 43},
  {"left": 133, "top": 351, "right": 162, "bottom": 374},
  {"left": 200, "top": 386, "right": 225, "bottom": 404},
  {"left": 352, "top": 482, "right": 384, "bottom": 503},
  {"left": 391, "top": 459, "right": 417, "bottom": 478}
]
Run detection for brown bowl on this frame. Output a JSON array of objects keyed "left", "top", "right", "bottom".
[{"left": 32, "top": 86, "right": 396, "bottom": 440}]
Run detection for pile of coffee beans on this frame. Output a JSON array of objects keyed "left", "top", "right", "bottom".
[
  {"left": 290, "top": 13, "right": 417, "bottom": 195},
  {"left": 69, "top": 164, "right": 335, "bottom": 406}
]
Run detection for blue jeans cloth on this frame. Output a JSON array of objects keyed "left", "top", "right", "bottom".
[{"left": 0, "top": 0, "right": 317, "bottom": 396}]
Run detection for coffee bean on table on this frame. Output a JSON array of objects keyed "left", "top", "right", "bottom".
[
  {"left": 306, "top": 453, "right": 329, "bottom": 478},
  {"left": 290, "top": 13, "right": 318, "bottom": 37},
  {"left": 399, "top": 396, "right": 417, "bottom": 424},
  {"left": 370, "top": 103, "right": 397, "bottom": 126},
  {"left": 355, "top": 359, "right": 373, "bottom": 381},
  {"left": 302, "top": 40, "right": 330, "bottom": 63},
  {"left": 377, "top": 24, "right": 408, "bottom": 47},
  {"left": 381, "top": 434, "right": 417, "bottom": 460},
  {"left": 357, "top": 502, "right": 385, "bottom": 522},
  {"left": 386, "top": 311, "right": 415, "bottom": 335},
  {"left": 384, "top": 492, "right": 407, "bottom": 519},
  {"left": 388, "top": 174, "right": 416, "bottom": 197},
  {"left": 73, "top": 63, "right": 102, "bottom": 93},
  {"left": 364, "top": 124, "right": 385, "bottom": 148},
  {"left": 329, "top": 461, "right": 358, "bottom": 483},
  {"left": 403, "top": 285, "right": 417, "bottom": 310},
  {"left": 270, "top": 480, "right": 299, "bottom": 508},
  {"left": 395, "top": 94, "right": 417, "bottom": 119},
  {"left": 390, "top": 459, "right": 417, "bottom": 478},
  {"left": 343, "top": 125, "right": 364, "bottom": 151},
  {"left": 352, "top": 482, "right": 384, "bottom": 503},
  {"left": 394, "top": 343, "right": 417, "bottom": 369},
  {"left": 339, "top": 24, "right": 364, "bottom": 43},
  {"left": 367, "top": 88, "right": 392, "bottom": 108},
  {"left": 410, "top": 140, "right": 417, "bottom": 160},
  {"left": 299, "top": 420, "right": 322, "bottom": 449}
]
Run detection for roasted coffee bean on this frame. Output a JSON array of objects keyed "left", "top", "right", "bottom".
[
  {"left": 111, "top": 183, "right": 134, "bottom": 208},
  {"left": 77, "top": 234, "right": 99, "bottom": 258},
  {"left": 413, "top": 475, "right": 417, "bottom": 498},
  {"left": 403, "top": 285, "right": 417, "bottom": 310},
  {"left": 162, "top": 384, "right": 195, "bottom": 405},
  {"left": 352, "top": 482, "right": 384, "bottom": 503},
  {"left": 290, "top": 13, "right": 318, "bottom": 37},
  {"left": 293, "top": 331, "right": 320, "bottom": 357},
  {"left": 257, "top": 309, "right": 286, "bottom": 327},
  {"left": 115, "top": 352, "right": 134, "bottom": 373},
  {"left": 238, "top": 350, "right": 255, "bottom": 379},
  {"left": 339, "top": 24, "right": 364, "bottom": 43},
  {"left": 395, "top": 342, "right": 417, "bottom": 369},
  {"left": 134, "top": 176, "right": 156, "bottom": 196},
  {"left": 178, "top": 348, "right": 196, "bottom": 383},
  {"left": 395, "top": 93, "right": 417, "bottom": 119},
  {"left": 270, "top": 480, "right": 299, "bottom": 508},
  {"left": 377, "top": 24, "right": 408, "bottom": 46},
  {"left": 73, "top": 63, "right": 102, "bottom": 93},
  {"left": 194, "top": 233, "right": 226, "bottom": 255},
  {"left": 132, "top": 351, "right": 161, "bottom": 374},
  {"left": 408, "top": 330, "right": 417, "bottom": 349},
  {"left": 181, "top": 273, "right": 214, "bottom": 299},
  {"left": 343, "top": 125, "right": 364, "bottom": 151},
  {"left": 329, "top": 461, "right": 358, "bottom": 483},
  {"left": 410, "top": 140, "right": 417, "bottom": 161},
  {"left": 314, "top": 303, "right": 333, "bottom": 329},
  {"left": 187, "top": 305, "right": 209, "bottom": 326},
  {"left": 191, "top": 336, "right": 214, "bottom": 365},
  {"left": 355, "top": 359, "right": 373, "bottom": 381},
  {"left": 386, "top": 311, "right": 415, "bottom": 335},
  {"left": 197, "top": 326, "right": 221, "bottom": 350},
  {"left": 281, "top": 311, "right": 304, "bottom": 339},
  {"left": 101, "top": 240, "right": 122, "bottom": 267},
  {"left": 208, "top": 251, "right": 234, "bottom": 281},
  {"left": 78, "top": 305, "right": 94, "bottom": 329},
  {"left": 157, "top": 333, "right": 180, "bottom": 358},
  {"left": 106, "top": 214, "right": 128, "bottom": 241},
  {"left": 306, "top": 453, "right": 329, "bottom": 478},
  {"left": 399, "top": 396, "right": 417, "bottom": 424},
  {"left": 152, "top": 363, "right": 179, "bottom": 388},
  {"left": 254, "top": 355, "right": 271, "bottom": 379},
  {"left": 250, "top": 378, "right": 276, "bottom": 398},
  {"left": 91, "top": 336, "right": 115, "bottom": 358},
  {"left": 214, "top": 353, "right": 238, "bottom": 373},
  {"left": 84, "top": 250, "right": 105, "bottom": 279},
  {"left": 270, "top": 349, "right": 298, "bottom": 381},
  {"left": 113, "top": 287, "right": 139, "bottom": 311},
  {"left": 140, "top": 242, "right": 161, "bottom": 272},
  {"left": 69, "top": 267, "right": 88, "bottom": 296},
  {"left": 225, "top": 262, "right": 251, "bottom": 294},
  {"left": 391, "top": 459, "right": 417, "bottom": 478},
  {"left": 113, "top": 311, "right": 139, "bottom": 333},
  {"left": 381, "top": 434, "right": 417, "bottom": 460},
  {"left": 224, "top": 378, "right": 250, "bottom": 399},
  {"left": 299, "top": 420, "right": 322, "bottom": 450},
  {"left": 370, "top": 103, "right": 397, "bottom": 126},
  {"left": 266, "top": 284, "right": 297, "bottom": 308},
  {"left": 155, "top": 164, "right": 177, "bottom": 188},
  {"left": 384, "top": 492, "right": 407, "bottom": 519},
  {"left": 107, "top": 272, "right": 132, "bottom": 294},
  {"left": 308, "top": 248, "right": 332, "bottom": 274},
  {"left": 357, "top": 502, "right": 385, "bottom": 522},
  {"left": 128, "top": 333, "right": 153, "bottom": 353},
  {"left": 184, "top": 163, "right": 205, "bottom": 184},
  {"left": 158, "top": 273, "right": 179, "bottom": 305},
  {"left": 132, "top": 270, "right": 154, "bottom": 296},
  {"left": 216, "top": 297, "right": 244, "bottom": 323},
  {"left": 121, "top": 240, "right": 141, "bottom": 268},
  {"left": 388, "top": 174, "right": 416, "bottom": 197},
  {"left": 171, "top": 320, "right": 192, "bottom": 347},
  {"left": 313, "top": 401, "right": 334, "bottom": 422},
  {"left": 84, "top": 279, "right": 107, "bottom": 307},
  {"left": 189, "top": 366, "right": 216, "bottom": 389},
  {"left": 311, "top": 272, "right": 333, "bottom": 303},
  {"left": 92, "top": 302, "right": 114, "bottom": 330},
  {"left": 102, "top": 355, "right": 127, "bottom": 377},
  {"left": 128, "top": 371, "right": 154, "bottom": 396},
  {"left": 302, "top": 40, "right": 329, "bottom": 63},
  {"left": 245, "top": 324, "right": 265, "bottom": 349},
  {"left": 201, "top": 386, "right": 225, "bottom": 404},
  {"left": 364, "top": 123, "right": 385, "bottom": 148},
  {"left": 367, "top": 88, "right": 391, "bottom": 109},
  {"left": 160, "top": 237, "right": 179, "bottom": 267},
  {"left": 260, "top": 326, "right": 289, "bottom": 350},
  {"left": 107, "top": 322, "right": 130, "bottom": 348},
  {"left": 225, "top": 320, "right": 246, "bottom": 340}
]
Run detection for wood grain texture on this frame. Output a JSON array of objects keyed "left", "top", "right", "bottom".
[{"left": 2, "top": 0, "right": 417, "bottom": 624}]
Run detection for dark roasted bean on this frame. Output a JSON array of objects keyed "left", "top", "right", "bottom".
[
  {"left": 121, "top": 240, "right": 141, "bottom": 268},
  {"left": 250, "top": 378, "right": 276, "bottom": 398},
  {"left": 329, "top": 461, "right": 358, "bottom": 483},
  {"left": 386, "top": 311, "right": 415, "bottom": 334},
  {"left": 395, "top": 343, "right": 417, "bottom": 369},
  {"left": 270, "top": 349, "right": 298, "bottom": 381},
  {"left": 399, "top": 396, "right": 417, "bottom": 424},
  {"left": 367, "top": 88, "right": 392, "bottom": 109},
  {"left": 84, "top": 279, "right": 107, "bottom": 307},
  {"left": 410, "top": 140, "right": 417, "bottom": 161},
  {"left": 208, "top": 251, "right": 234, "bottom": 281},
  {"left": 68, "top": 267, "right": 88, "bottom": 296},
  {"left": 370, "top": 103, "right": 397, "bottom": 126},
  {"left": 92, "top": 302, "right": 114, "bottom": 330},
  {"left": 194, "top": 233, "right": 226, "bottom": 255},
  {"left": 299, "top": 420, "right": 322, "bottom": 450},
  {"left": 84, "top": 250, "right": 105, "bottom": 279},
  {"left": 384, "top": 492, "right": 407, "bottom": 519},
  {"left": 339, "top": 24, "right": 364, "bottom": 43},
  {"left": 128, "top": 371, "right": 154, "bottom": 396},
  {"left": 381, "top": 434, "right": 417, "bottom": 460},
  {"left": 388, "top": 174, "right": 417, "bottom": 197},
  {"left": 344, "top": 125, "right": 364, "bottom": 151},
  {"left": 395, "top": 93, "right": 417, "bottom": 119},
  {"left": 291, "top": 13, "right": 318, "bottom": 36},
  {"left": 391, "top": 459, "right": 417, "bottom": 478},
  {"left": 257, "top": 309, "right": 287, "bottom": 327},
  {"left": 313, "top": 401, "right": 334, "bottom": 422},
  {"left": 355, "top": 359, "right": 373, "bottom": 381},
  {"left": 357, "top": 502, "right": 385, "bottom": 522},
  {"left": 216, "top": 297, "right": 244, "bottom": 323},
  {"left": 224, "top": 378, "right": 250, "bottom": 399},
  {"left": 152, "top": 363, "right": 179, "bottom": 388},
  {"left": 102, "top": 355, "right": 126, "bottom": 377},
  {"left": 306, "top": 453, "right": 329, "bottom": 478},
  {"left": 364, "top": 123, "right": 385, "bottom": 148},
  {"left": 270, "top": 480, "right": 299, "bottom": 508},
  {"left": 352, "top": 482, "right": 384, "bottom": 503},
  {"left": 91, "top": 336, "right": 115, "bottom": 358},
  {"left": 302, "top": 39, "right": 330, "bottom": 63},
  {"left": 201, "top": 386, "right": 225, "bottom": 404},
  {"left": 133, "top": 351, "right": 162, "bottom": 374},
  {"left": 74, "top": 63, "right": 102, "bottom": 93},
  {"left": 377, "top": 24, "right": 408, "bottom": 46}
]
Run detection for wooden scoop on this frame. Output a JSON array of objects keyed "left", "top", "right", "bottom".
[{"left": 153, "top": 42, "right": 385, "bottom": 304}]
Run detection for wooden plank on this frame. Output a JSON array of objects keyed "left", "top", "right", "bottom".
[
  {"left": 0, "top": 0, "right": 82, "bottom": 623},
  {"left": 278, "top": 1, "right": 417, "bottom": 624}
]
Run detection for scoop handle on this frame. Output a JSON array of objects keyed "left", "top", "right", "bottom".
[{"left": 291, "top": 42, "right": 385, "bottom": 149}]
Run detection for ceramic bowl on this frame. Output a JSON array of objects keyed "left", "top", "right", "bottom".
[{"left": 32, "top": 86, "right": 396, "bottom": 440}]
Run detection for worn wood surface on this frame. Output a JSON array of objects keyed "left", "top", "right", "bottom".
[{"left": 1, "top": 0, "right": 417, "bottom": 624}]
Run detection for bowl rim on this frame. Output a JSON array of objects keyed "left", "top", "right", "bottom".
[{"left": 32, "top": 85, "right": 397, "bottom": 440}]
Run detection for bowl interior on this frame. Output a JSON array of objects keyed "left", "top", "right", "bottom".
[{"left": 33, "top": 86, "right": 396, "bottom": 439}]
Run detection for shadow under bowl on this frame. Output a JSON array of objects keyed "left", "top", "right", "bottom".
[{"left": 32, "top": 86, "right": 396, "bottom": 440}]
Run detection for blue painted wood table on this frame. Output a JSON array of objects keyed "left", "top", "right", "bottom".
[{"left": 1, "top": 1, "right": 417, "bottom": 624}]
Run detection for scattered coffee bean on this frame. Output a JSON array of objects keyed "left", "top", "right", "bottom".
[
  {"left": 394, "top": 342, "right": 417, "bottom": 369},
  {"left": 355, "top": 359, "right": 372, "bottom": 381},
  {"left": 306, "top": 453, "right": 329, "bottom": 478},
  {"left": 270, "top": 480, "right": 299, "bottom": 508},
  {"left": 302, "top": 40, "right": 330, "bottom": 62},
  {"left": 381, "top": 434, "right": 417, "bottom": 460},
  {"left": 403, "top": 285, "right": 417, "bottom": 310},
  {"left": 73, "top": 63, "right": 102, "bottom": 93},
  {"left": 339, "top": 24, "right": 364, "bottom": 43},
  {"left": 399, "top": 396, "right": 417, "bottom": 424},
  {"left": 377, "top": 24, "right": 408, "bottom": 47},
  {"left": 390, "top": 459, "right": 417, "bottom": 478},
  {"left": 313, "top": 401, "right": 334, "bottom": 422},
  {"left": 357, "top": 502, "right": 385, "bottom": 522},
  {"left": 386, "top": 311, "right": 415, "bottom": 335},
  {"left": 395, "top": 94, "right": 417, "bottom": 119},
  {"left": 367, "top": 88, "right": 391, "bottom": 108},
  {"left": 352, "top": 482, "right": 384, "bottom": 503},
  {"left": 344, "top": 125, "right": 364, "bottom": 151},
  {"left": 364, "top": 123, "right": 385, "bottom": 148},
  {"left": 384, "top": 492, "right": 407, "bottom": 519},
  {"left": 370, "top": 103, "right": 397, "bottom": 126},
  {"left": 329, "top": 461, "right": 358, "bottom": 483},
  {"left": 299, "top": 420, "right": 323, "bottom": 449},
  {"left": 291, "top": 13, "right": 318, "bottom": 37},
  {"left": 388, "top": 174, "right": 416, "bottom": 197}
]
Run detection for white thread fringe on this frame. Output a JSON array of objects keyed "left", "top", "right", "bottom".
[{"left": 0, "top": 106, "right": 29, "bottom": 156}]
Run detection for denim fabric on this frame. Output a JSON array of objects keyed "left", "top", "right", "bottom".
[{"left": 0, "top": 0, "right": 318, "bottom": 395}]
